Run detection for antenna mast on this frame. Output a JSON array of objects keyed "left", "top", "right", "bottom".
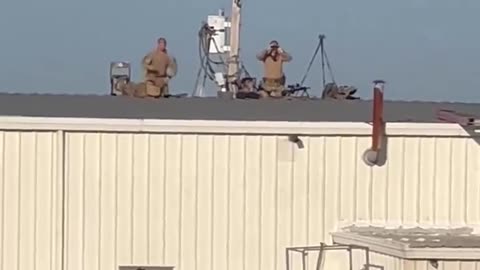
[{"left": 225, "top": 0, "right": 242, "bottom": 95}]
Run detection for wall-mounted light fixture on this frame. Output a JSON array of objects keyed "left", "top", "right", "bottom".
[{"left": 288, "top": 135, "right": 304, "bottom": 149}]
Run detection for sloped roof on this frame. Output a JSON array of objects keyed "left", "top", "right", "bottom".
[{"left": 0, "top": 93, "right": 479, "bottom": 122}]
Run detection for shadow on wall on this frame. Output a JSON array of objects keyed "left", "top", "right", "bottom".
[
  {"left": 374, "top": 132, "right": 388, "bottom": 167},
  {"left": 374, "top": 124, "right": 388, "bottom": 167}
]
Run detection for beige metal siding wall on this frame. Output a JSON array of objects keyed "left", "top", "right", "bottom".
[
  {"left": 0, "top": 131, "right": 62, "bottom": 270},
  {"left": 62, "top": 132, "right": 480, "bottom": 270}
]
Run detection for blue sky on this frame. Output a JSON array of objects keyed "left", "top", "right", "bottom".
[{"left": 1, "top": 0, "right": 479, "bottom": 102}]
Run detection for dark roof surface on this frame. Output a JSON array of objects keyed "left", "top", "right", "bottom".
[{"left": 0, "top": 93, "right": 479, "bottom": 122}]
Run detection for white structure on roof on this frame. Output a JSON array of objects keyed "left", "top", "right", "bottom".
[
  {"left": 331, "top": 225, "right": 480, "bottom": 260},
  {"left": 0, "top": 116, "right": 479, "bottom": 270},
  {"left": 207, "top": 9, "right": 231, "bottom": 54}
]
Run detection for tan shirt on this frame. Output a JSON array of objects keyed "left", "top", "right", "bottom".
[
  {"left": 143, "top": 50, "right": 171, "bottom": 78},
  {"left": 256, "top": 49, "right": 292, "bottom": 79}
]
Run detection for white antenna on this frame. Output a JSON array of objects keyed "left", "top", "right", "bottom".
[
  {"left": 196, "top": 2, "right": 241, "bottom": 97},
  {"left": 207, "top": 9, "right": 229, "bottom": 54},
  {"left": 196, "top": 8, "right": 231, "bottom": 96}
]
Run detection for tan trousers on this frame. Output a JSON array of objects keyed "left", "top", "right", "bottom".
[
  {"left": 260, "top": 76, "right": 286, "bottom": 97},
  {"left": 145, "top": 76, "right": 169, "bottom": 98}
]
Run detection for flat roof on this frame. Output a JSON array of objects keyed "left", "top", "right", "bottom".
[
  {"left": 331, "top": 225, "right": 480, "bottom": 260},
  {"left": 0, "top": 93, "right": 479, "bottom": 123}
]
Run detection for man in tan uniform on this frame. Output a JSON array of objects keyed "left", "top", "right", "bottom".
[
  {"left": 256, "top": 40, "right": 292, "bottom": 97},
  {"left": 115, "top": 80, "right": 148, "bottom": 98},
  {"left": 143, "top": 37, "right": 177, "bottom": 98}
]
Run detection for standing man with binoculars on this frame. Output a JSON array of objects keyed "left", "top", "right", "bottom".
[
  {"left": 256, "top": 40, "right": 292, "bottom": 97},
  {"left": 142, "top": 37, "right": 177, "bottom": 98}
]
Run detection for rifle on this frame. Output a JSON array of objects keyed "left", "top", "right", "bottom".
[
  {"left": 283, "top": 84, "right": 310, "bottom": 97},
  {"left": 164, "top": 93, "right": 189, "bottom": 98}
]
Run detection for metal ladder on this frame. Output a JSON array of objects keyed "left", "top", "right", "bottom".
[
  {"left": 285, "top": 243, "right": 384, "bottom": 270},
  {"left": 437, "top": 109, "right": 480, "bottom": 127}
]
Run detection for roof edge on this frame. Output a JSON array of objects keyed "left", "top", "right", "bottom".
[
  {"left": 337, "top": 221, "right": 480, "bottom": 232},
  {"left": 331, "top": 232, "right": 480, "bottom": 260},
  {"left": 0, "top": 116, "right": 475, "bottom": 136},
  {"left": 1, "top": 93, "right": 479, "bottom": 105}
]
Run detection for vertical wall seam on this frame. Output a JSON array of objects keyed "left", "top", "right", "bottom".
[
  {"left": 146, "top": 134, "right": 151, "bottom": 264},
  {"left": 209, "top": 136, "right": 215, "bottom": 270},
  {"left": 129, "top": 134, "right": 137, "bottom": 263},
  {"left": 337, "top": 137, "right": 343, "bottom": 225},
  {"left": 463, "top": 139, "right": 469, "bottom": 223},
  {"left": 242, "top": 136, "right": 247, "bottom": 270},
  {"left": 289, "top": 139, "right": 294, "bottom": 246},
  {"left": 448, "top": 138, "right": 453, "bottom": 223},
  {"left": 400, "top": 137, "right": 406, "bottom": 224},
  {"left": 432, "top": 138, "right": 437, "bottom": 224},
  {"left": 384, "top": 146, "right": 390, "bottom": 221},
  {"left": 98, "top": 133, "right": 103, "bottom": 269},
  {"left": 16, "top": 133, "right": 22, "bottom": 270},
  {"left": 0, "top": 132, "right": 4, "bottom": 270},
  {"left": 57, "top": 130, "right": 66, "bottom": 270},
  {"left": 369, "top": 136, "right": 375, "bottom": 222},
  {"left": 353, "top": 137, "right": 358, "bottom": 221},
  {"left": 273, "top": 136, "right": 279, "bottom": 270},
  {"left": 226, "top": 136, "right": 231, "bottom": 270},
  {"left": 194, "top": 135, "right": 199, "bottom": 270},
  {"left": 257, "top": 137, "right": 263, "bottom": 270},
  {"left": 305, "top": 137, "right": 310, "bottom": 244},
  {"left": 162, "top": 135, "right": 167, "bottom": 263},
  {"left": 81, "top": 134, "right": 86, "bottom": 270},
  {"left": 321, "top": 137, "right": 326, "bottom": 241},
  {"left": 33, "top": 133, "right": 38, "bottom": 270},
  {"left": 49, "top": 133, "right": 55, "bottom": 270},
  {"left": 114, "top": 134, "right": 119, "bottom": 266},
  {"left": 130, "top": 134, "right": 135, "bottom": 263},
  {"left": 416, "top": 138, "right": 422, "bottom": 223},
  {"left": 178, "top": 135, "right": 184, "bottom": 270}
]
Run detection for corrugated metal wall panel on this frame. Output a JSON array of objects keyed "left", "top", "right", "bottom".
[
  {"left": 62, "top": 133, "right": 480, "bottom": 270},
  {"left": 0, "top": 131, "right": 61, "bottom": 270}
]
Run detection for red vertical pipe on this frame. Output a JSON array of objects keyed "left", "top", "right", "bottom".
[{"left": 371, "top": 80, "right": 385, "bottom": 152}]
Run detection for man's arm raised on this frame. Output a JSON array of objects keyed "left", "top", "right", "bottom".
[
  {"left": 278, "top": 48, "right": 292, "bottom": 62},
  {"left": 256, "top": 49, "right": 269, "bottom": 61}
]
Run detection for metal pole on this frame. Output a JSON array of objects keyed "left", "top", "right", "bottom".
[
  {"left": 319, "top": 35, "right": 326, "bottom": 89},
  {"left": 362, "top": 80, "right": 385, "bottom": 166},
  {"left": 226, "top": 0, "right": 241, "bottom": 94},
  {"left": 371, "top": 80, "right": 385, "bottom": 152},
  {"left": 365, "top": 247, "right": 370, "bottom": 270},
  {"left": 302, "top": 251, "right": 307, "bottom": 270},
  {"left": 348, "top": 248, "right": 353, "bottom": 270},
  {"left": 286, "top": 249, "right": 290, "bottom": 270},
  {"left": 315, "top": 243, "right": 324, "bottom": 270}
]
